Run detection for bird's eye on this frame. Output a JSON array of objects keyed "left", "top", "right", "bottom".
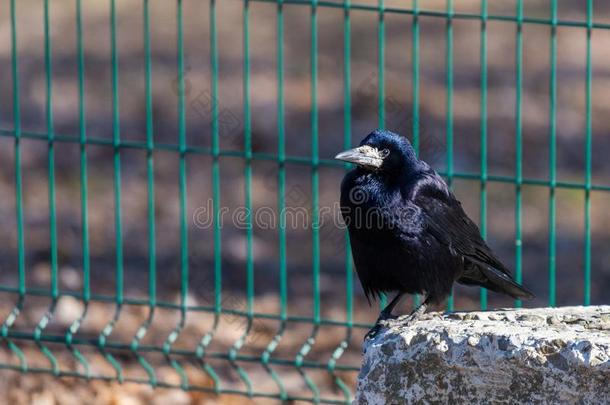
[{"left": 380, "top": 149, "right": 390, "bottom": 158}]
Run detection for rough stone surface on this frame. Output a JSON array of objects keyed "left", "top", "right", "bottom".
[{"left": 355, "top": 306, "right": 610, "bottom": 405}]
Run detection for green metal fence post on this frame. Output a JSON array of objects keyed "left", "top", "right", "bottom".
[
  {"left": 195, "top": 0, "right": 222, "bottom": 392},
  {"left": 325, "top": 2, "right": 354, "bottom": 402},
  {"left": 514, "top": 0, "right": 524, "bottom": 308},
  {"left": 377, "top": 0, "right": 387, "bottom": 311},
  {"left": 163, "top": 0, "right": 190, "bottom": 390},
  {"left": 260, "top": 0, "right": 288, "bottom": 398},
  {"left": 227, "top": 0, "right": 254, "bottom": 396},
  {"left": 10, "top": 0, "right": 25, "bottom": 302},
  {"left": 294, "top": 1, "right": 321, "bottom": 402},
  {"left": 66, "top": 0, "right": 92, "bottom": 378},
  {"left": 35, "top": 0, "right": 60, "bottom": 375},
  {"left": 98, "top": 0, "right": 125, "bottom": 382},
  {"left": 548, "top": 0, "right": 558, "bottom": 307},
  {"left": 2, "top": 0, "right": 28, "bottom": 374},
  {"left": 412, "top": 0, "right": 419, "bottom": 156},
  {"left": 44, "top": 0, "right": 58, "bottom": 306},
  {"left": 479, "top": 0, "right": 488, "bottom": 310},
  {"left": 411, "top": 0, "right": 421, "bottom": 308},
  {"left": 130, "top": 0, "right": 157, "bottom": 387},
  {"left": 377, "top": 0, "right": 385, "bottom": 130},
  {"left": 445, "top": 0, "right": 454, "bottom": 311},
  {"left": 584, "top": 0, "right": 593, "bottom": 306}
]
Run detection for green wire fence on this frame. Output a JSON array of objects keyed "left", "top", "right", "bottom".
[{"left": 0, "top": 0, "right": 604, "bottom": 403}]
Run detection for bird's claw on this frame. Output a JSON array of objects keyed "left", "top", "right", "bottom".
[
  {"left": 396, "top": 302, "right": 428, "bottom": 327},
  {"left": 364, "top": 313, "right": 397, "bottom": 341},
  {"left": 363, "top": 324, "right": 381, "bottom": 341},
  {"left": 398, "top": 312, "right": 419, "bottom": 326}
]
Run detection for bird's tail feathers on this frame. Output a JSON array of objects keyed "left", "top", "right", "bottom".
[{"left": 460, "top": 258, "right": 535, "bottom": 300}]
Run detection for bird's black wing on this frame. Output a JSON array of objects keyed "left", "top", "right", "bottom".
[{"left": 410, "top": 173, "right": 534, "bottom": 300}]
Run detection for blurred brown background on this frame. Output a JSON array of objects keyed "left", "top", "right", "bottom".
[{"left": 0, "top": 0, "right": 609, "bottom": 403}]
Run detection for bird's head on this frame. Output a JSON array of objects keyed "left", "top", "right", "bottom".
[{"left": 334, "top": 129, "right": 420, "bottom": 175}]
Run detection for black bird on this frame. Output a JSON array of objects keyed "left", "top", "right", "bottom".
[{"left": 335, "top": 129, "right": 534, "bottom": 339}]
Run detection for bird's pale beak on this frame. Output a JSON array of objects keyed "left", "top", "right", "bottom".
[{"left": 334, "top": 145, "right": 384, "bottom": 169}]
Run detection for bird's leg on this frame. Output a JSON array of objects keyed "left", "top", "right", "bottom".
[
  {"left": 380, "top": 292, "right": 405, "bottom": 317},
  {"left": 364, "top": 293, "right": 405, "bottom": 341},
  {"left": 401, "top": 295, "right": 431, "bottom": 325}
]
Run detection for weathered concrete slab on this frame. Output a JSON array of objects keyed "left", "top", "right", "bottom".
[{"left": 356, "top": 306, "right": 610, "bottom": 405}]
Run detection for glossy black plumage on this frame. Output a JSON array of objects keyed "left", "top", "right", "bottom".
[{"left": 338, "top": 130, "right": 534, "bottom": 319}]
